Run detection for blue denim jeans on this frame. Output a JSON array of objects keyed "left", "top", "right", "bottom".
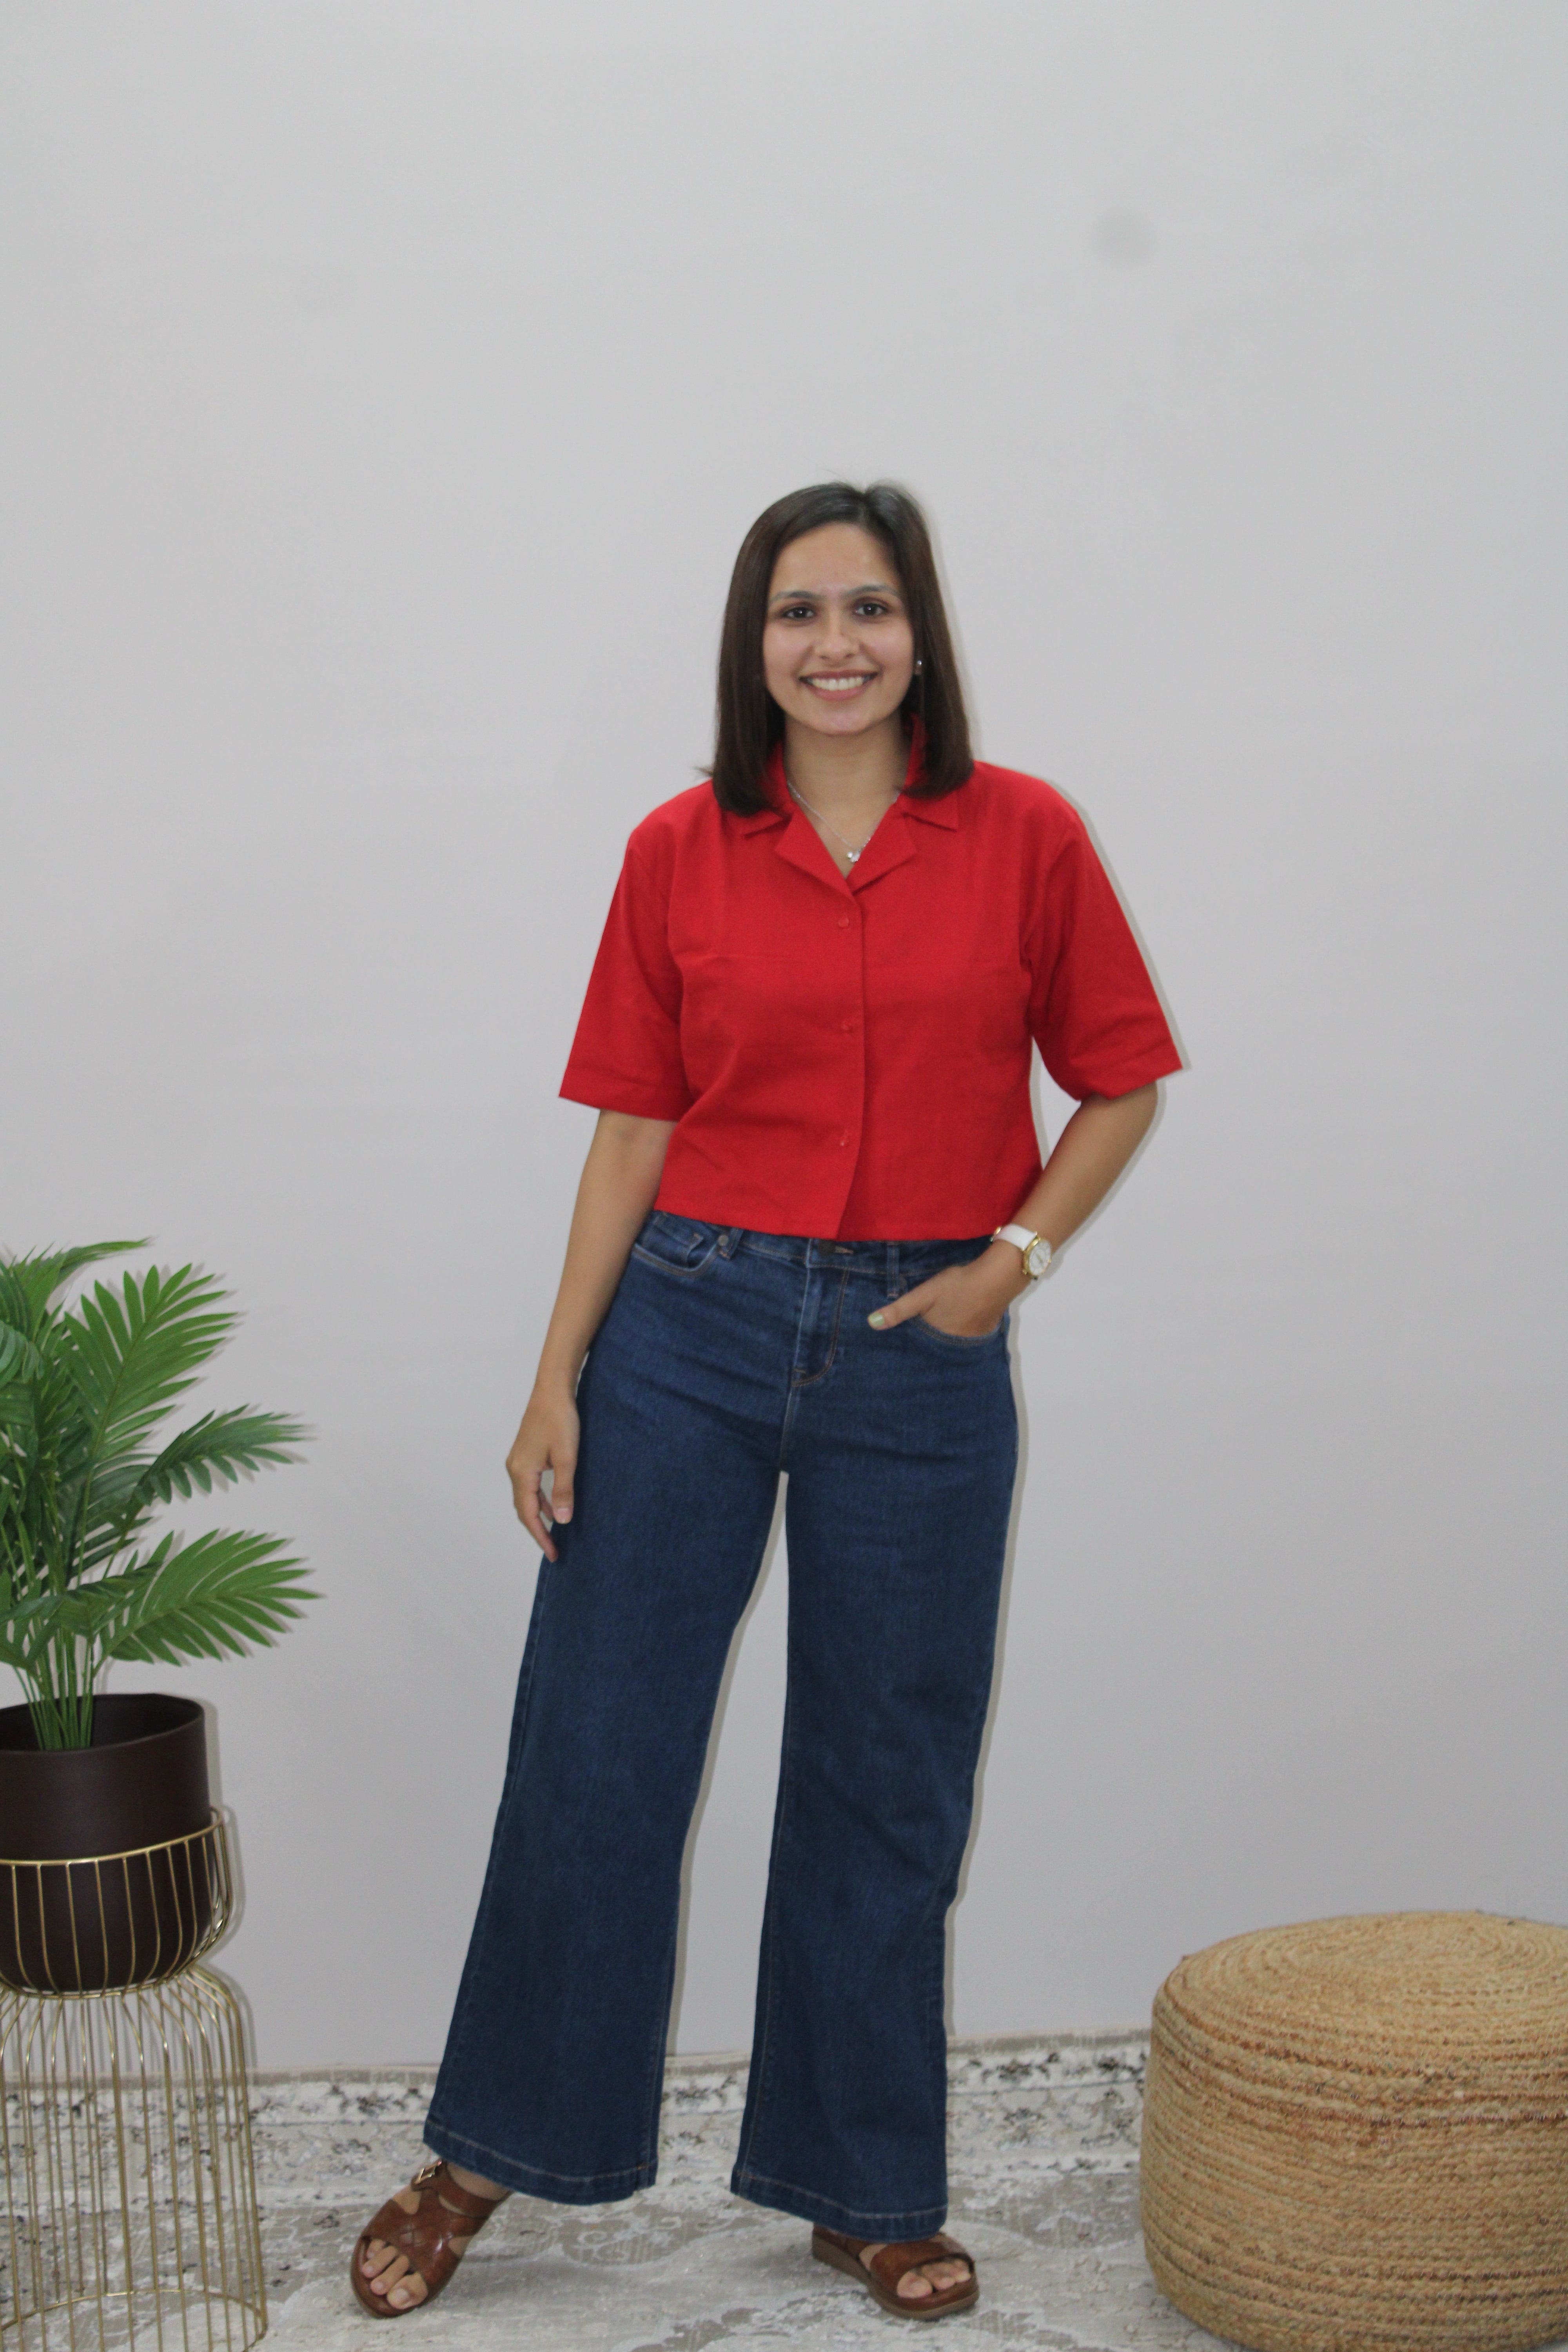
[{"left": 425, "top": 1216, "right": 1018, "bottom": 2238}]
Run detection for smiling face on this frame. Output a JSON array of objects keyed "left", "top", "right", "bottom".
[{"left": 762, "top": 523, "right": 916, "bottom": 744}]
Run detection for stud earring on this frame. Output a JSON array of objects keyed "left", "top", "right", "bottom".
[{"left": 913, "top": 657, "right": 924, "bottom": 673}]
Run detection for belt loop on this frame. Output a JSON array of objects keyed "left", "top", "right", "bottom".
[
  {"left": 719, "top": 1227, "right": 740, "bottom": 1258},
  {"left": 886, "top": 1240, "right": 899, "bottom": 1294}
]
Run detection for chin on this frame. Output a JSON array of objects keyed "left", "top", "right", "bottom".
[{"left": 795, "top": 699, "right": 897, "bottom": 733}]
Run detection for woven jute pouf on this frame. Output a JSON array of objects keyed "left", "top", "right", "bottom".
[{"left": 1140, "top": 1911, "right": 1568, "bottom": 2352}]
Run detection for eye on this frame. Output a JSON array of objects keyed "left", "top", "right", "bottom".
[
  {"left": 854, "top": 600, "right": 891, "bottom": 619},
  {"left": 775, "top": 603, "right": 816, "bottom": 622}
]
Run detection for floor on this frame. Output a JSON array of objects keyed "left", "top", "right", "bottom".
[{"left": 254, "top": 2034, "right": 1236, "bottom": 2350}]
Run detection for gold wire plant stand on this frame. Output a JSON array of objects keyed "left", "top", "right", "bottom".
[{"left": 0, "top": 1818, "right": 265, "bottom": 2352}]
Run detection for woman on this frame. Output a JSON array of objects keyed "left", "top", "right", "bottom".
[{"left": 353, "top": 482, "right": 1180, "bottom": 2323}]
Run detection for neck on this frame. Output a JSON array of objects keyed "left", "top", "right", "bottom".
[{"left": 781, "top": 713, "right": 908, "bottom": 815}]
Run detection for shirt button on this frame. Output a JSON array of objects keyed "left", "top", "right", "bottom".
[
  {"left": 840, "top": 1019, "right": 852, "bottom": 1032},
  {"left": 838, "top": 1134, "right": 849, "bottom": 1147},
  {"left": 837, "top": 915, "right": 850, "bottom": 929}
]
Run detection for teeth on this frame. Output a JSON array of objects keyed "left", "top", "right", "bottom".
[{"left": 808, "top": 677, "right": 869, "bottom": 693}]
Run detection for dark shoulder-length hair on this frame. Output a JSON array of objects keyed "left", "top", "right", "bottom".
[{"left": 711, "top": 480, "right": 973, "bottom": 815}]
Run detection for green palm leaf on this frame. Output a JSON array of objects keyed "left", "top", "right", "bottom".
[
  {"left": 0, "top": 1624, "right": 41, "bottom": 1672},
  {"left": 118, "top": 1408, "right": 309, "bottom": 1510},
  {"left": 93, "top": 1530, "right": 316, "bottom": 1666},
  {"left": 0, "top": 1512, "right": 46, "bottom": 1607},
  {"left": 0, "top": 1245, "right": 147, "bottom": 1341},
  {"left": 59, "top": 1264, "right": 237, "bottom": 1459},
  {"left": 73, "top": 1411, "right": 310, "bottom": 1575},
  {"left": 0, "top": 1321, "right": 42, "bottom": 1383},
  {"left": 0, "top": 1387, "right": 34, "bottom": 1445},
  {"left": 2, "top": 1586, "right": 83, "bottom": 1641}
]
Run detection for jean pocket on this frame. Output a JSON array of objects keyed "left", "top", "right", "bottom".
[
  {"left": 904, "top": 1308, "right": 1010, "bottom": 1352},
  {"left": 630, "top": 1213, "right": 724, "bottom": 1279}
]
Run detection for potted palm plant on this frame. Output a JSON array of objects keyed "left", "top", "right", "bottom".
[{"left": 0, "top": 1243, "right": 313, "bottom": 1987}]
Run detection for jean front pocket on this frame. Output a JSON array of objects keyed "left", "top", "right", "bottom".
[
  {"left": 904, "top": 1308, "right": 1010, "bottom": 1353},
  {"left": 630, "top": 1213, "right": 725, "bottom": 1280}
]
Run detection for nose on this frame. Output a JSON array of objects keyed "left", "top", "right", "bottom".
[{"left": 810, "top": 606, "right": 857, "bottom": 662}]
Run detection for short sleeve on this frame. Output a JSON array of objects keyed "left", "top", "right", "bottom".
[
  {"left": 559, "top": 835, "right": 694, "bottom": 1120},
  {"left": 1025, "top": 814, "right": 1182, "bottom": 1100}
]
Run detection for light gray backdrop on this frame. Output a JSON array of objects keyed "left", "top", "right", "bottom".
[{"left": 3, "top": 2, "right": 1564, "bottom": 2067}]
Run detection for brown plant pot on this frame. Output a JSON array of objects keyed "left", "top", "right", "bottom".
[{"left": 0, "top": 1694, "right": 215, "bottom": 1991}]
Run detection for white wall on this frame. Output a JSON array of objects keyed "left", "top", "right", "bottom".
[{"left": 2, "top": 1, "right": 1564, "bottom": 2067}]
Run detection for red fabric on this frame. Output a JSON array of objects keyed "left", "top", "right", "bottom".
[{"left": 560, "top": 744, "right": 1181, "bottom": 1241}]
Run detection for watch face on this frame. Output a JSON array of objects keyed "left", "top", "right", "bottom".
[{"left": 1025, "top": 1240, "right": 1050, "bottom": 1280}]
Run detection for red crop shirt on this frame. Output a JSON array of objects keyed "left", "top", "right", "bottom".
[{"left": 560, "top": 744, "right": 1180, "bottom": 1240}]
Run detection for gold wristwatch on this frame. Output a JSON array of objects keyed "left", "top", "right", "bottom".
[{"left": 993, "top": 1223, "right": 1052, "bottom": 1282}]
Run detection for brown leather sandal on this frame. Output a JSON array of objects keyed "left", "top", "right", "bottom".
[
  {"left": 350, "top": 2157, "right": 505, "bottom": 2318},
  {"left": 812, "top": 2225, "right": 979, "bottom": 2319}
]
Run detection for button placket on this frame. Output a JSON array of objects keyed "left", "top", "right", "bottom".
[{"left": 825, "top": 894, "right": 865, "bottom": 1204}]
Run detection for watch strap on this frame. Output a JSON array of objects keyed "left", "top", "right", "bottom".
[{"left": 993, "top": 1223, "right": 1051, "bottom": 1279}]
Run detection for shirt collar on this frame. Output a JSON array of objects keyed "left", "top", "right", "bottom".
[{"left": 734, "top": 730, "right": 962, "bottom": 832}]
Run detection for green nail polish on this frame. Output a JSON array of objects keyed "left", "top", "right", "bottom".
[{"left": 868, "top": 1311, "right": 886, "bottom": 1328}]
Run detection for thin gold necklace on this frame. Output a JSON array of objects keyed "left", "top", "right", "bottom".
[{"left": 785, "top": 779, "right": 896, "bottom": 865}]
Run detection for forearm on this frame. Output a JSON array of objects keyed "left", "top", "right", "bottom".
[
  {"left": 977, "top": 1083, "right": 1161, "bottom": 1304},
  {"left": 1019, "top": 1084, "right": 1158, "bottom": 1252},
  {"left": 867, "top": 1081, "right": 1162, "bottom": 1339},
  {"left": 533, "top": 1111, "right": 675, "bottom": 1396}
]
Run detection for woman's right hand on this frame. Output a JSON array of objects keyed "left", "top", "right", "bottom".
[
  {"left": 503, "top": 1108, "right": 676, "bottom": 1562},
  {"left": 506, "top": 1387, "right": 581, "bottom": 1562}
]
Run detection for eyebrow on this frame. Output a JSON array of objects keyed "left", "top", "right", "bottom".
[{"left": 768, "top": 581, "right": 897, "bottom": 605}]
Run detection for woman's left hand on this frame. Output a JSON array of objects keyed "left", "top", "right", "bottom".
[{"left": 867, "top": 1244, "right": 1027, "bottom": 1339}]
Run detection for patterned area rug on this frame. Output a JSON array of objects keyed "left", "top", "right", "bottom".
[{"left": 253, "top": 2033, "right": 1244, "bottom": 2349}]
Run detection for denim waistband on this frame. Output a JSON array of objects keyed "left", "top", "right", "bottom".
[{"left": 667, "top": 1219, "right": 992, "bottom": 1283}]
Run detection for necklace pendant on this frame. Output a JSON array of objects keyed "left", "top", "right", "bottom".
[{"left": 846, "top": 848, "right": 861, "bottom": 862}]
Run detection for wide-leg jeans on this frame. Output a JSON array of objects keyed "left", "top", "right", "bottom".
[{"left": 425, "top": 1213, "right": 1019, "bottom": 2238}]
